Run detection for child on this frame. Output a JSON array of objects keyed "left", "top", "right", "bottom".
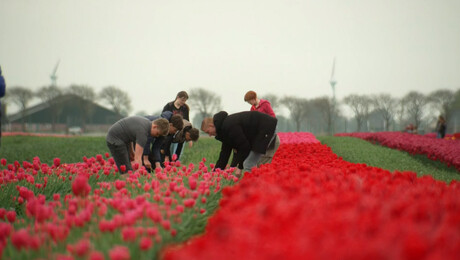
[
  {"left": 106, "top": 116, "right": 169, "bottom": 174},
  {"left": 244, "top": 90, "right": 276, "bottom": 118}
]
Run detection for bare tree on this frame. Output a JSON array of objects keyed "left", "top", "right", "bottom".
[
  {"left": 8, "top": 86, "right": 34, "bottom": 131},
  {"left": 402, "top": 91, "right": 428, "bottom": 130},
  {"left": 189, "top": 88, "right": 222, "bottom": 119},
  {"left": 99, "top": 86, "right": 132, "bottom": 117},
  {"left": 372, "top": 93, "right": 397, "bottom": 131},
  {"left": 427, "top": 89, "right": 455, "bottom": 119},
  {"left": 311, "top": 96, "right": 335, "bottom": 135},
  {"left": 343, "top": 94, "right": 372, "bottom": 132},
  {"left": 281, "top": 96, "right": 308, "bottom": 132},
  {"left": 67, "top": 85, "right": 96, "bottom": 131},
  {"left": 37, "top": 85, "right": 63, "bottom": 132}
]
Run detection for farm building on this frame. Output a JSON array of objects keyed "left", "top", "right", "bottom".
[{"left": 4, "top": 94, "right": 121, "bottom": 134}]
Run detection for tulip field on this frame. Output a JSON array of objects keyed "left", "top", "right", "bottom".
[
  {"left": 335, "top": 132, "right": 460, "bottom": 171},
  {"left": 1, "top": 132, "right": 460, "bottom": 259}
]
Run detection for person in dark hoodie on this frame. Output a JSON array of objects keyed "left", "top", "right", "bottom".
[
  {"left": 0, "top": 66, "right": 6, "bottom": 148},
  {"left": 201, "top": 111, "right": 278, "bottom": 177}
]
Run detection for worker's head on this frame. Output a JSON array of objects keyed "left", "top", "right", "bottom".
[
  {"left": 201, "top": 117, "right": 216, "bottom": 136},
  {"left": 151, "top": 118, "right": 169, "bottom": 137}
]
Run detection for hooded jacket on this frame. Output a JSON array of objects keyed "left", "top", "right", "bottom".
[
  {"left": 250, "top": 99, "right": 276, "bottom": 118},
  {"left": 214, "top": 111, "right": 277, "bottom": 170}
]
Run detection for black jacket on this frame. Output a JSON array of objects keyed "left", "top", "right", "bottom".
[
  {"left": 162, "top": 101, "right": 190, "bottom": 121},
  {"left": 214, "top": 111, "right": 277, "bottom": 170}
]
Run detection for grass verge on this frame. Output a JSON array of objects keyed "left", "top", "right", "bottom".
[{"left": 318, "top": 136, "right": 460, "bottom": 183}]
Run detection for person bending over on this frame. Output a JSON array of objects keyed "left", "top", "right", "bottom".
[
  {"left": 106, "top": 116, "right": 169, "bottom": 174},
  {"left": 143, "top": 113, "right": 184, "bottom": 171},
  {"left": 201, "top": 111, "right": 278, "bottom": 177}
]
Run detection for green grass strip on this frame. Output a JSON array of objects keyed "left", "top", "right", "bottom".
[{"left": 318, "top": 136, "right": 460, "bottom": 183}]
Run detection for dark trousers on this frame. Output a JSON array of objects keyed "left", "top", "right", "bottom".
[{"left": 107, "top": 141, "right": 132, "bottom": 174}]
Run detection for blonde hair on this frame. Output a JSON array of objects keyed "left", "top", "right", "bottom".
[
  {"left": 201, "top": 117, "right": 214, "bottom": 131},
  {"left": 153, "top": 118, "right": 170, "bottom": 136}
]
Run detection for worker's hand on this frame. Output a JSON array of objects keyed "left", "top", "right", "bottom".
[
  {"left": 234, "top": 168, "right": 242, "bottom": 178},
  {"left": 188, "top": 141, "right": 193, "bottom": 148},
  {"left": 155, "top": 162, "right": 162, "bottom": 170},
  {"left": 144, "top": 160, "right": 152, "bottom": 169}
]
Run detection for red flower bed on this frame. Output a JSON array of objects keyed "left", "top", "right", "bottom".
[
  {"left": 163, "top": 133, "right": 460, "bottom": 259},
  {"left": 335, "top": 132, "right": 460, "bottom": 171}
]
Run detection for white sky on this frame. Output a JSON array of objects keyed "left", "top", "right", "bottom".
[{"left": 1, "top": 0, "right": 459, "bottom": 119}]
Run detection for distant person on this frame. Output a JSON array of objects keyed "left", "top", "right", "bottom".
[
  {"left": 0, "top": 66, "right": 5, "bottom": 148},
  {"left": 162, "top": 119, "right": 200, "bottom": 161},
  {"left": 106, "top": 116, "right": 169, "bottom": 174},
  {"left": 244, "top": 90, "right": 276, "bottom": 118},
  {"left": 201, "top": 111, "right": 279, "bottom": 177},
  {"left": 162, "top": 91, "right": 191, "bottom": 156},
  {"left": 143, "top": 112, "right": 184, "bottom": 171},
  {"left": 405, "top": 124, "right": 416, "bottom": 134},
  {"left": 436, "top": 115, "right": 447, "bottom": 139}
]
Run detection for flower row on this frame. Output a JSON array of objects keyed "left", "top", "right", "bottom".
[
  {"left": 164, "top": 133, "right": 460, "bottom": 259},
  {"left": 335, "top": 132, "right": 460, "bottom": 171},
  {"left": 0, "top": 154, "right": 237, "bottom": 259}
]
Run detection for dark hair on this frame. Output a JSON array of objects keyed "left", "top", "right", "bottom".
[
  {"left": 244, "top": 91, "right": 257, "bottom": 101},
  {"left": 176, "top": 91, "right": 189, "bottom": 100},
  {"left": 170, "top": 114, "right": 184, "bottom": 130},
  {"left": 187, "top": 128, "right": 200, "bottom": 142}
]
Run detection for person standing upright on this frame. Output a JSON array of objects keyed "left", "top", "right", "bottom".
[
  {"left": 0, "top": 66, "right": 6, "bottom": 148},
  {"left": 162, "top": 91, "right": 191, "bottom": 155},
  {"left": 436, "top": 115, "right": 447, "bottom": 139}
]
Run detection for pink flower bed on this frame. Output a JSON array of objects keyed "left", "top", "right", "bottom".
[
  {"left": 0, "top": 154, "right": 238, "bottom": 259},
  {"left": 163, "top": 133, "right": 460, "bottom": 259},
  {"left": 277, "top": 132, "right": 319, "bottom": 144},
  {"left": 335, "top": 132, "right": 460, "bottom": 171}
]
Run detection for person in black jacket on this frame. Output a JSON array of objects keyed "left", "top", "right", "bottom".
[
  {"left": 201, "top": 111, "right": 278, "bottom": 177},
  {"left": 162, "top": 91, "right": 190, "bottom": 158}
]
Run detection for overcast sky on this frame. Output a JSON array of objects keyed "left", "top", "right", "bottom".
[{"left": 1, "top": 0, "right": 459, "bottom": 119}]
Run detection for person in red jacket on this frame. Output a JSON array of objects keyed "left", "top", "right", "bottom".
[{"left": 244, "top": 91, "right": 276, "bottom": 118}]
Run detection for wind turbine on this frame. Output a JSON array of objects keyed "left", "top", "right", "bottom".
[
  {"left": 50, "top": 60, "right": 60, "bottom": 87},
  {"left": 329, "top": 57, "right": 337, "bottom": 134},
  {"left": 330, "top": 57, "right": 337, "bottom": 103}
]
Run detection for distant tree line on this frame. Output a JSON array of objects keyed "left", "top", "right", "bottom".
[
  {"left": 188, "top": 87, "right": 460, "bottom": 135},
  {"left": 4, "top": 84, "right": 460, "bottom": 135}
]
